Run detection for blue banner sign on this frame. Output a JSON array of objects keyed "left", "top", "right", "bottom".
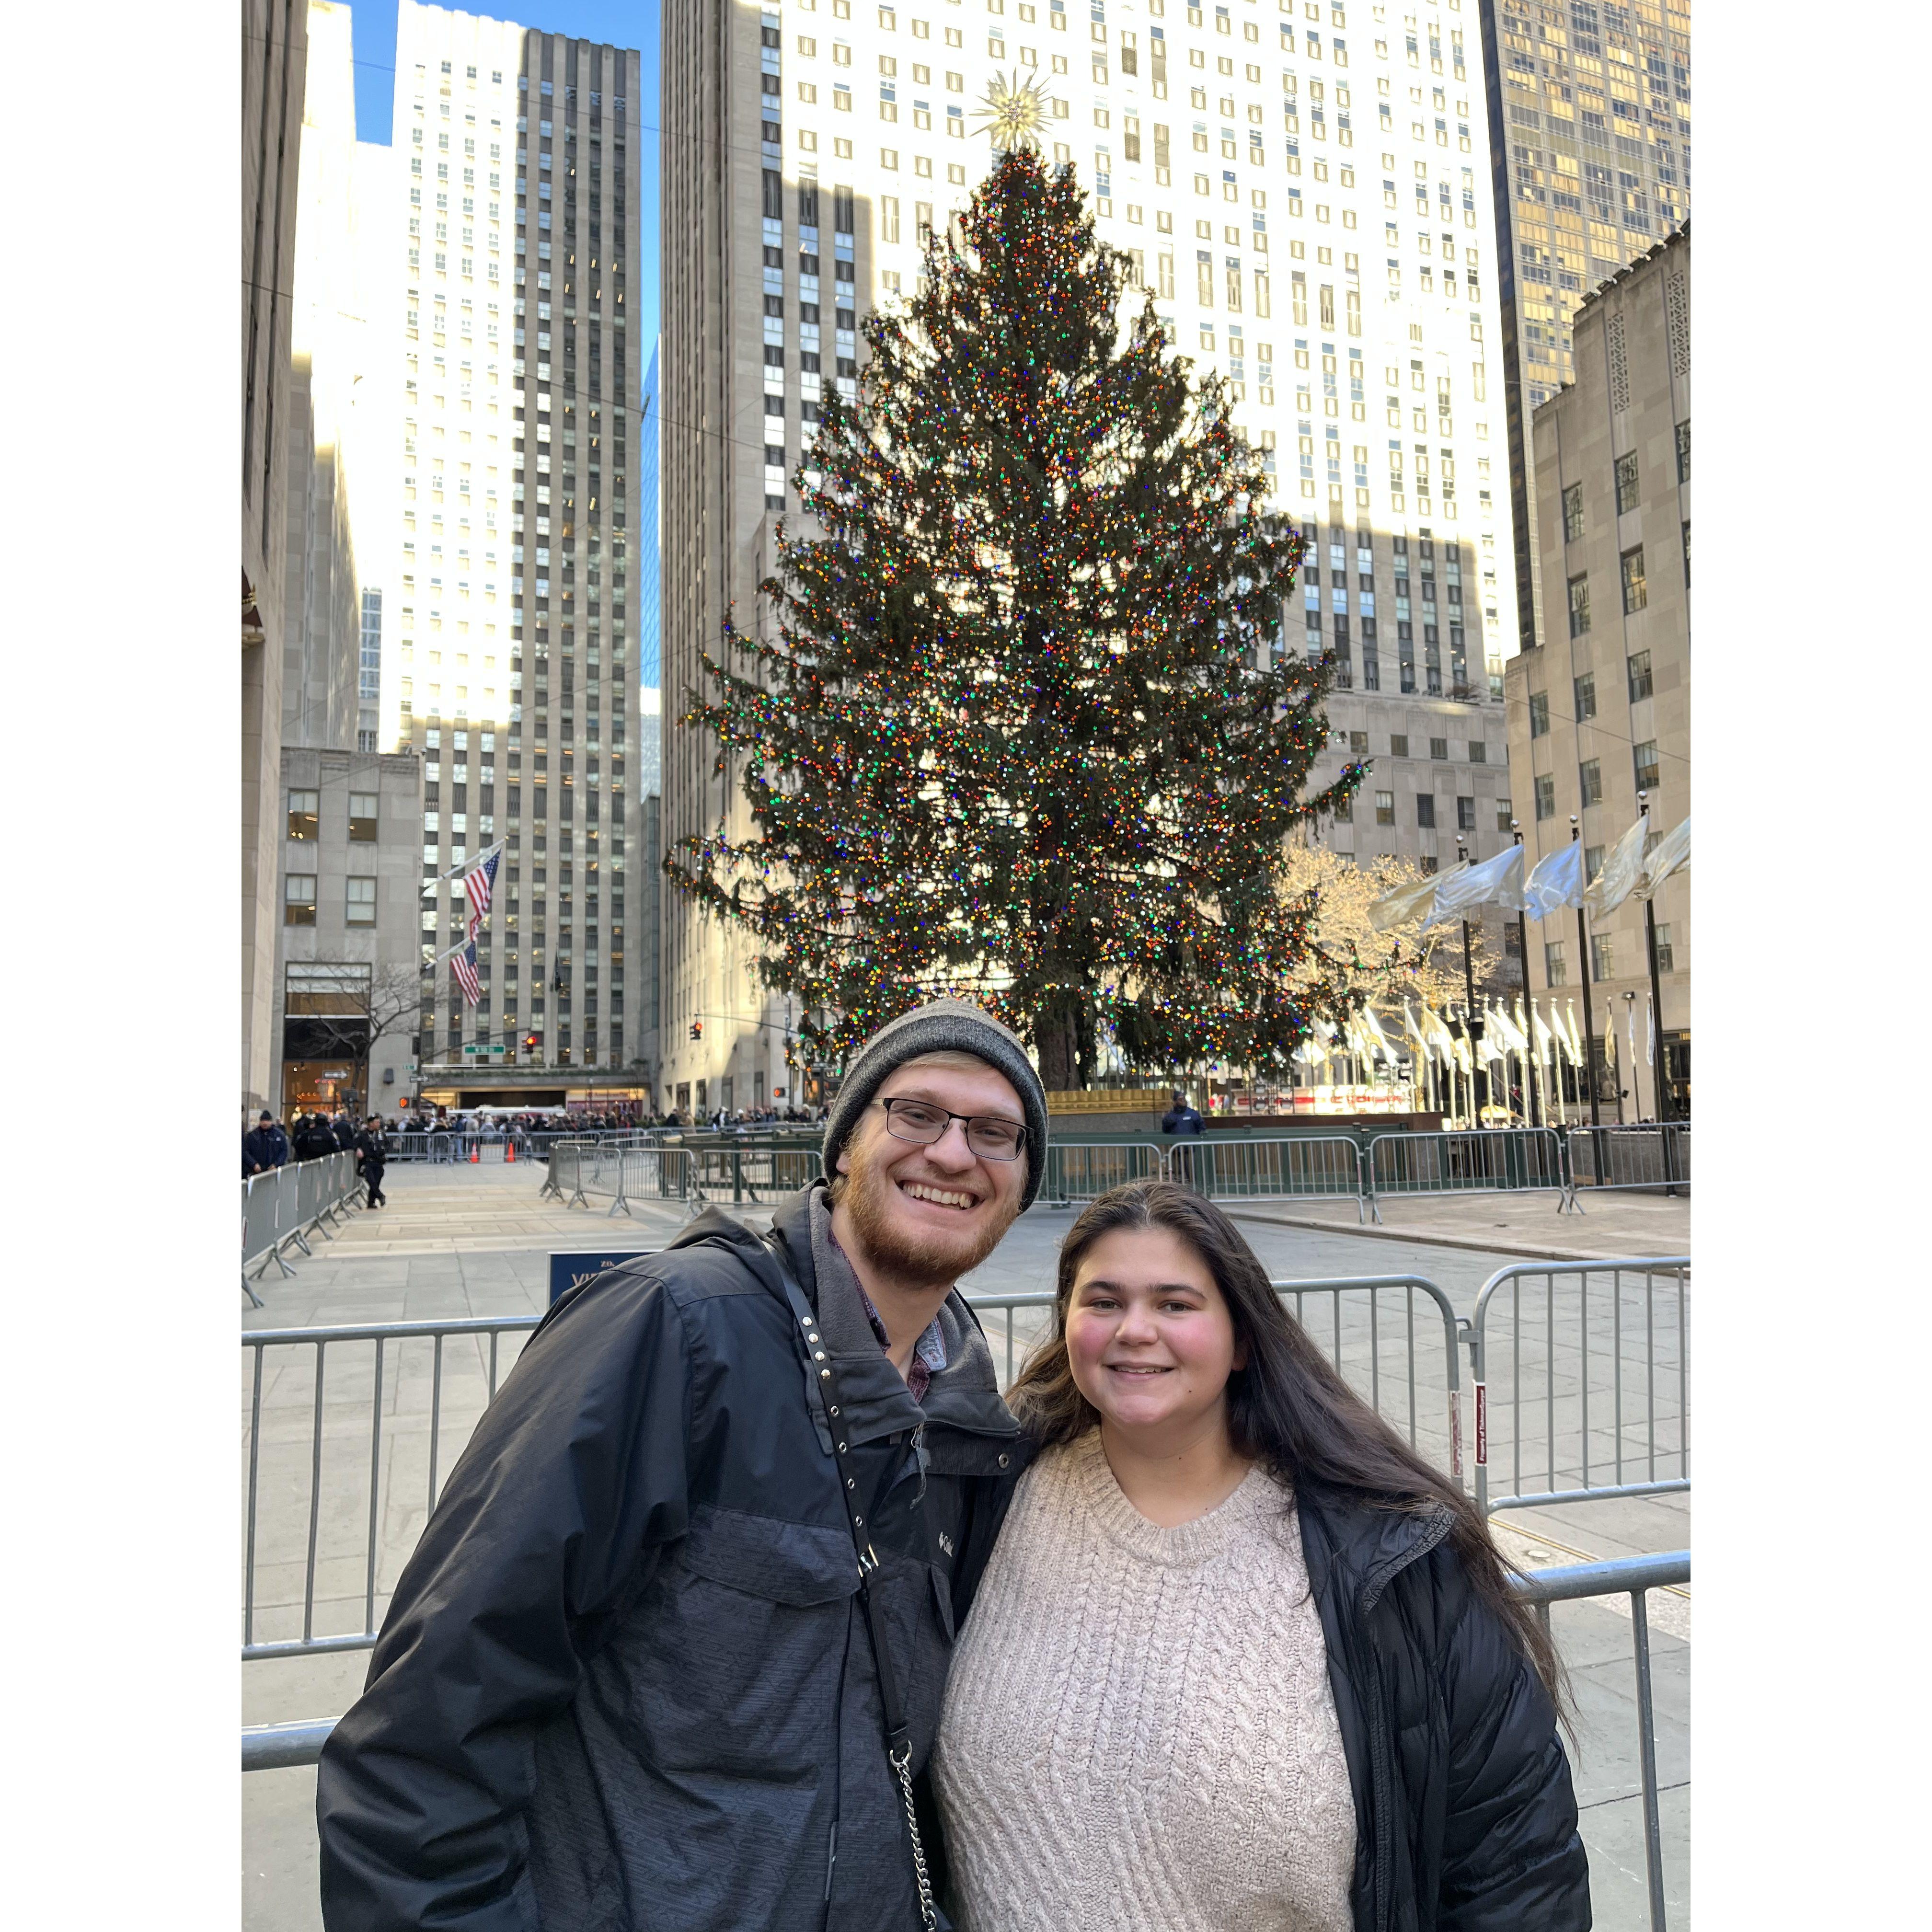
[{"left": 548, "top": 1250, "right": 651, "bottom": 1306}]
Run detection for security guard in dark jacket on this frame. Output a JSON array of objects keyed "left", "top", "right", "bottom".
[{"left": 317, "top": 1000, "right": 1049, "bottom": 1932}]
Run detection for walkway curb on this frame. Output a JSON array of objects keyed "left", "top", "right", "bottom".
[{"left": 1221, "top": 1206, "right": 1631, "bottom": 1265}]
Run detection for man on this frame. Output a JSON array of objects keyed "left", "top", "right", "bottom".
[
  {"left": 317, "top": 999, "right": 1049, "bottom": 1932},
  {"left": 242, "top": 1110, "right": 288, "bottom": 1176},
  {"left": 1160, "top": 1088, "right": 1205, "bottom": 1136},
  {"left": 355, "top": 1116, "right": 390, "bottom": 1209},
  {"left": 294, "top": 1114, "right": 337, "bottom": 1162}
]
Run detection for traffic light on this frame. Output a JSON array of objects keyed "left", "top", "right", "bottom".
[
  {"left": 689, "top": 1018, "right": 704, "bottom": 1042},
  {"left": 522, "top": 1033, "right": 540, "bottom": 1053}
]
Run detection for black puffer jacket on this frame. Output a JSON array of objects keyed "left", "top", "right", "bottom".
[
  {"left": 316, "top": 1186, "right": 1027, "bottom": 1932},
  {"left": 1297, "top": 1484, "right": 1590, "bottom": 1931}
]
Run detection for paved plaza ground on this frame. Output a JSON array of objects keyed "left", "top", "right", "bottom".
[{"left": 243, "top": 1158, "right": 1689, "bottom": 1930}]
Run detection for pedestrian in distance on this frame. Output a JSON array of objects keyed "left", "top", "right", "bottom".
[
  {"left": 1159, "top": 1087, "right": 1206, "bottom": 1136},
  {"left": 294, "top": 1114, "right": 337, "bottom": 1162},
  {"left": 243, "top": 1110, "right": 288, "bottom": 1176},
  {"left": 355, "top": 1117, "right": 389, "bottom": 1209},
  {"left": 931, "top": 1179, "right": 1588, "bottom": 1932},
  {"left": 316, "top": 999, "right": 1053, "bottom": 1932},
  {"left": 332, "top": 1112, "right": 357, "bottom": 1153}
]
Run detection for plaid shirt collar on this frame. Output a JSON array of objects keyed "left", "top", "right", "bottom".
[{"left": 833, "top": 1230, "right": 949, "bottom": 1403}]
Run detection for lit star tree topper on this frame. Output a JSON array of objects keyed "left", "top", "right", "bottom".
[{"left": 666, "top": 147, "right": 1370, "bottom": 1090}]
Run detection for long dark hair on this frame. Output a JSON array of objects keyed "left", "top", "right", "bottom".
[{"left": 1007, "top": 1178, "right": 1566, "bottom": 1716}]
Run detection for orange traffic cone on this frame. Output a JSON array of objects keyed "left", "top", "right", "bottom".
[
  {"left": 506, "top": 1139, "right": 516, "bottom": 1162},
  {"left": 470, "top": 1141, "right": 480, "bottom": 1163}
]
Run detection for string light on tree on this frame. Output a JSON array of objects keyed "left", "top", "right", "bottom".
[{"left": 667, "top": 149, "right": 1370, "bottom": 1090}]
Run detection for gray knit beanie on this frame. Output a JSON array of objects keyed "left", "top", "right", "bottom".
[{"left": 821, "top": 998, "right": 1051, "bottom": 1210}]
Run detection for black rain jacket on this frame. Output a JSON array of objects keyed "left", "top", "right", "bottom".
[
  {"left": 1296, "top": 1483, "right": 1591, "bottom": 1932},
  {"left": 316, "top": 1184, "right": 1028, "bottom": 1932}
]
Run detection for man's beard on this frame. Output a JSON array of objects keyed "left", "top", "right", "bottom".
[{"left": 840, "top": 1148, "right": 1021, "bottom": 1292}]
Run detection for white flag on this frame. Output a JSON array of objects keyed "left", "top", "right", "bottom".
[
  {"left": 1532, "top": 1001, "right": 1558, "bottom": 1060},
  {"left": 1636, "top": 815, "right": 1691, "bottom": 900},
  {"left": 1369, "top": 866, "right": 1456, "bottom": 932},
  {"left": 1627, "top": 1000, "right": 1638, "bottom": 1081},
  {"left": 1646, "top": 994, "right": 1656, "bottom": 1067},
  {"left": 1523, "top": 842, "right": 1586, "bottom": 920},
  {"left": 1584, "top": 816, "right": 1650, "bottom": 920},
  {"left": 1422, "top": 845, "right": 1528, "bottom": 929}
]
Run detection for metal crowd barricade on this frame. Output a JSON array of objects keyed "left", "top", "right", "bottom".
[
  {"left": 242, "top": 1153, "right": 365, "bottom": 1306},
  {"left": 1168, "top": 1135, "right": 1369, "bottom": 1220},
  {"left": 242, "top": 1313, "right": 546, "bottom": 1660},
  {"left": 1469, "top": 1257, "right": 1690, "bottom": 1517},
  {"left": 684, "top": 1140, "right": 823, "bottom": 1209},
  {"left": 1365, "top": 1127, "right": 1576, "bottom": 1222},
  {"left": 1516, "top": 1548, "right": 1690, "bottom": 1931},
  {"left": 1042, "top": 1139, "right": 1165, "bottom": 1207},
  {"left": 1568, "top": 1123, "right": 1690, "bottom": 1196}
]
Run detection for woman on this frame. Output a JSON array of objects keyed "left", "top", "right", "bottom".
[{"left": 931, "top": 1179, "right": 1587, "bottom": 1932}]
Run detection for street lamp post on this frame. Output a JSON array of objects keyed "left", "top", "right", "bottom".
[
  {"left": 1511, "top": 818, "right": 1541, "bottom": 1128},
  {"left": 1572, "top": 815, "right": 1602, "bottom": 1127}
]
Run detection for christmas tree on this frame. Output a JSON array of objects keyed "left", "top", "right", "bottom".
[{"left": 667, "top": 147, "right": 1368, "bottom": 1091}]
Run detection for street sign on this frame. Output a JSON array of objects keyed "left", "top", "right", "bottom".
[{"left": 461, "top": 1044, "right": 508, "bottom": 1058}]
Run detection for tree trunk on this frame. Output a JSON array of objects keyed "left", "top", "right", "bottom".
[{"left": 1035, "top": 1004, "right": 1080, "bottom": 1094}]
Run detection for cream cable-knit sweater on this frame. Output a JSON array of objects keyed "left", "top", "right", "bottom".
[{"left": 932, "top": 1429, "right": 1356, "bottom": 1932}]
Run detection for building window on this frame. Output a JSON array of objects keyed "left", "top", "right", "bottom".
[
  {"left": 1428, "top": 735, "right": 1448, "bottom": 760},
  {"left": 1468, "top": 740, "right": 1487, "bottom": 765},
  {"left": 1573, "top": 673, "right": 1596, "bottom": 723},
  {"left": 1544, "top": 939, "right": 1567, "bottom": 987},
  {"left": 1391, "top": 734, "right": 1410, "bottom": 758},
  {"left": 287, "top": 789, "right": 320, "bottom": 840},
  {"left": 1349, "top": 730, "right": 1369, "bottom": 753},
  {"left": 1567, "top": 574, "right": 1590, "bottom": 638},
  {"left": 1675, "top": 419, "right": 1690, "bottom": 483},
  {"left": 1416, "top": 793, "right": 1436, "bottom": 828},
  {"left": 1613, "top": 449, "right": 1640, "bottom": 514},
  {"left": 1528, "top": 692, "right": 1549, "bottom": 739},
  {"left": 1496, "top": 797, "right": 1513, "bottom": 831},
  {"left": 1633, "top": 739, "right": 1660, "bottom": 793},
  {"left": 1374, "top": 789, "right": 1396, "bottom": 825},
  {"left": 1561, "top": 481, "right": 1584, "bottom": 543},
  {"left": 1578, "top": 759, "right": 1603, "bottom": 806},
  {"left": 1332, "top": 791, "right": 1353, "bottom": 822},
  {"left": 285, "top": 874, "right": 318, "bottom": 926},
  {"left": 1654, "top": 923, "right": 1675, "bottom": 974},
  {"left": 348, "top": 792, "right": 380, "bottom": 841},
  {"left": 346, "top": 877, "right": 378, "bottom": 926},
  {"left": 1627, "top": 649, "right": 1653, "bottom": 702},
  {"left": 1590, "top": 933, "right": 1615, "bottom": 981},
  {"left": 1456, "top": 794, "right": 1475, "bottom": 831},
  {"left": 1621, "top": 546, "right": 1647, "bottom": 613},
  {"left": 1534, "top": 775, "right": 1555, "bottom": 820},
  {"left": 1585, "top": 844, "right": 1605, "bottom": 882}
]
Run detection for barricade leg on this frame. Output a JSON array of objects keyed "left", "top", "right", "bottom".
[
  {"left": 241, "top": 1272, "right": 264, "bottom": 1310},
  {"left": 254, "top": 1240, "right": 298, "bottom": 1282},
  {"left": 607, "top": 1153, "right": 634, "bottom": 1219}
]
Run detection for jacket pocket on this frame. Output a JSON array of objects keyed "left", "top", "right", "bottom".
[{"left": 680, "top": 1504, "right": 861, "bottom": 1606}]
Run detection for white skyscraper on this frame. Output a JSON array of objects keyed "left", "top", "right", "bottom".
[
  {"left": 383, "top": 2, "right": 649, "bottom": 1115},
  {"left": 663, "top": 0, "right": 1526, "bottom": 1110}
]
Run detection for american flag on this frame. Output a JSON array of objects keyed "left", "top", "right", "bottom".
[
  {"left": 450, "top": 939, "right": 483, "bottom": 1007},
  {"left": 463, "top": 846, "right": 502, "bottom": 938}
]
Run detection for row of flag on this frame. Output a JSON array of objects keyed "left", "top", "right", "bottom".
[
  {"left": 1308, "top": 990, "right": 1657, "bottom": 1105},
  {"left": 432, "top": 842, "right": 503, "bottom": 1008},
  {"left": 1368, "top": 813, "right": 1691, "bottom": 934}
]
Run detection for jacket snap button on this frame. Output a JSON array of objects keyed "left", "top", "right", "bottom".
[
  {"left": 998, "top": 1453, "right": 1011, "bottom": 1468},
  {"left": 847, "top": 1477, "right": 856, "bottom": 1490},
  {"left": 820, "top": 1368, "right": 832, "bottom": 1381},
  {"left": 814, "top": 1351, "right": 828, "bottom": 1362}
]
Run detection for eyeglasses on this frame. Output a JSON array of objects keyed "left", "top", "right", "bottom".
[{"left": 876, "top": 1096, "right": 1027, "bottom": 1162}]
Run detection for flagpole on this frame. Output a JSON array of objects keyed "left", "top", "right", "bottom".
[
  {"left": 1509, "top": 820, "right": 1542, "bottom": 1128},
  {"left": 1636, "top": 790, "right": 1673, "bottom": 1125},
  {"left": 1570, "top": 816, "right": 1603, "bottom": 1127},
  {"left": 1455, "top": 838, "right": 1484, "bottom": 1126}
]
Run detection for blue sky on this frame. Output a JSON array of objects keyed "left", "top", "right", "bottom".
[{"left": 349, "top": 1, "right": 661, "bottom": 356}]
